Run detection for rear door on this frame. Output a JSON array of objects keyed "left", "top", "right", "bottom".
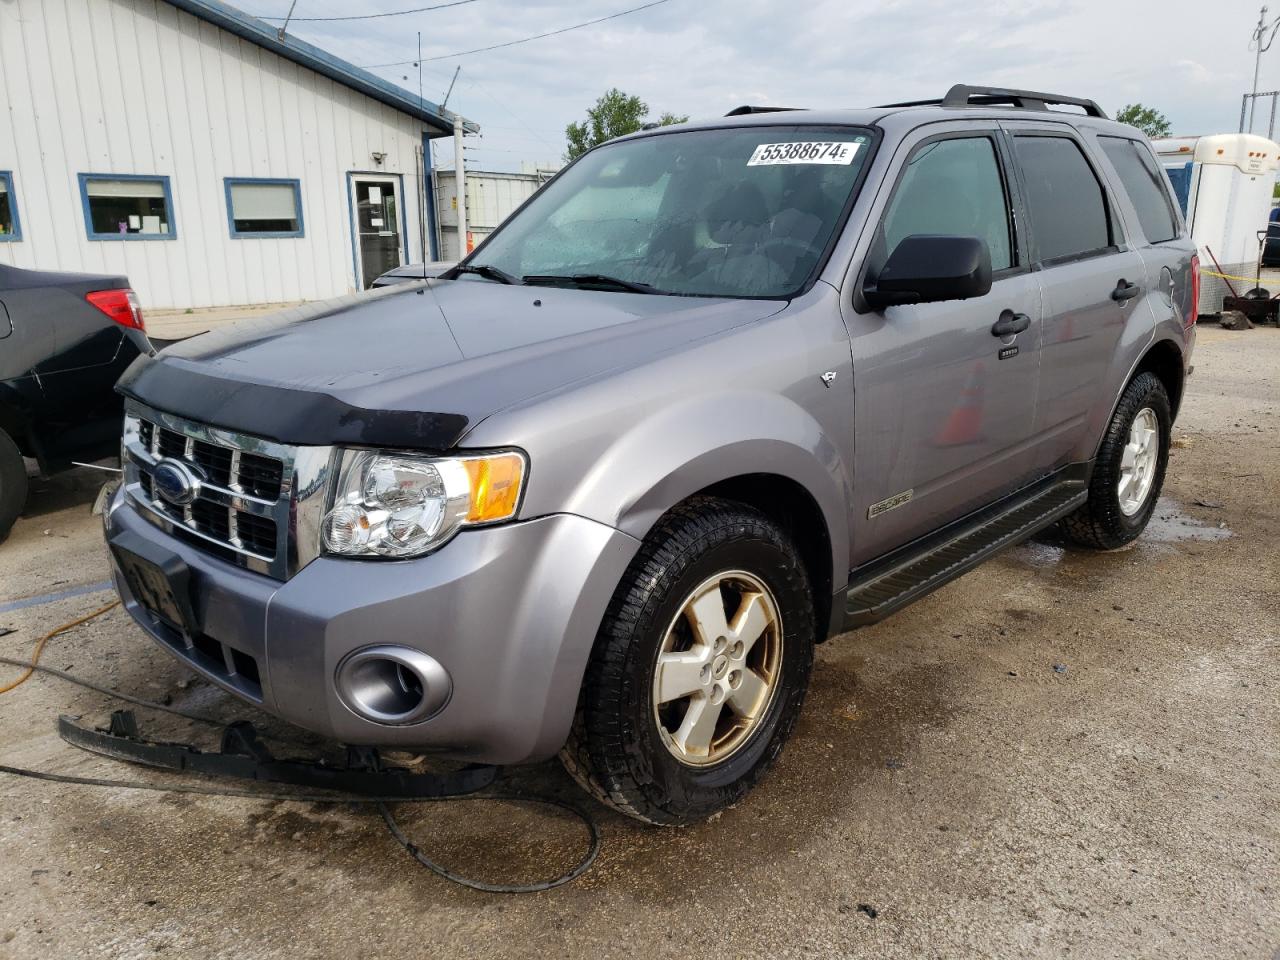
[
  {"left": 1094, "top": 133, "right": 1197, "bottom": 333},
  {"left": 846, "top": 123, "right": 1043, "bottom": 564},
  {"left": 1002, "top": 122, "right": 1150, "bottom": 470}
]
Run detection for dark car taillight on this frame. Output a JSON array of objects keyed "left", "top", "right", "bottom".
[
  {"left": 1187, "top": 254, "right": 1200, "bottom": 328},
  {"left": 86, "top": 288, "right": 145, "bottom": 332}
]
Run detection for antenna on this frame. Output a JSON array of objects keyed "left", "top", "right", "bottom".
[
  {"left": 276, "top": 0, "right": 297, "bottom": 41},
  {"left": 441, "top": 66, "right": 461, "bottom": 111}
]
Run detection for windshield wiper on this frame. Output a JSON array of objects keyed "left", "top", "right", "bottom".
[
  {"left": 522, "top": 273, "right": 662, "bottom": 294},
  {"left": 452, "top": 263, "right": 520, "bottom": 285}
]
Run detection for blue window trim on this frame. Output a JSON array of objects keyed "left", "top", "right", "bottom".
[
  {"left": 0, "top": 171, "right": 21, "bottom": 242},
  {"left": 224, "top": 177, "right": 305, "bottom": 239},
  {"left": 77, "top": 173, "right": 177, "bottom": 241}
]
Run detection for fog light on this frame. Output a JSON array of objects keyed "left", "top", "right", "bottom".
[{"left": 335, "top": 645, "right": 451, "bottom": 725}]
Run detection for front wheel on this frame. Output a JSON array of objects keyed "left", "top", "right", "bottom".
[
  {"left": 560, "top": 497, "right": 815, "bottom": 825},
  {"left": 1061, "top": 371, "right": 1172, "bottom": 550}
]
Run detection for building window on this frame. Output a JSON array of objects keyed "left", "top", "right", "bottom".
[
  {"left": 0, "top": 172, "right": 20, "bottom": 241},
  {"left": 78, "top": 174, "right": 176, "bottom": 240},
  {"left": 224, "top": 178, "right": 304, "bottom": 238}
]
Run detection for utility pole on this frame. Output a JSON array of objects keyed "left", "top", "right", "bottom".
[
  {"left": 1250, "top": 5, "right": 1280, "bottom": 131},
  {"left": 1253, "top": 6, "right": 1269, "bottom": 132},
  {"left": 453, "top": 114, "right": 467, "bottom": 259}
]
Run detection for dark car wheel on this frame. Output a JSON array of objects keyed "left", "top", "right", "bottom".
[
  {"left": 1061, "top": 372, "right": 1172, "bottom": 550},
  {"left": 0, "top": 428, "right": 28, "bottom": 544},
  {"left": 560, "top": 497, "right": 815, "bottom": 825}
]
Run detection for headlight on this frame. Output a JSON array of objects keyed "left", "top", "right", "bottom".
[{"left": 321, "top": 449, "right": 526, "bottom": 558}]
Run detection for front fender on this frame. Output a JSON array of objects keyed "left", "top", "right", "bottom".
[{"left": 535, "top": 389, "right": 849, "bottom": 590}]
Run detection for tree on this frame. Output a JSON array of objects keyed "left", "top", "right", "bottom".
[
  {"left": 565, "top": 88, "right": 688, "bottom": 161},
  {"left": 1115, "top": 103, "right": 1171, "bottom": 139}
]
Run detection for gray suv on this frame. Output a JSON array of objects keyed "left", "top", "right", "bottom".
[{"left": 104, "top": 85, "right": 1198, "bottom": 824}]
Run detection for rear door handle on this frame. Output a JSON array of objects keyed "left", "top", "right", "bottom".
[
  {"left": 991, "top": 309, "right": 1031, "bottom": 337},
  {"left": 1111, "top": 279, "right": 1142, "bottom": 302}
]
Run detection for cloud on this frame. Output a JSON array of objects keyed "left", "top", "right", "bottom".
[{"left": 260, "top": 0, "right": 1269, "bottom": 168}]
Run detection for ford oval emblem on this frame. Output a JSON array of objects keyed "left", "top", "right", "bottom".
[{"left": 152, "top": 459, "right": 201, "bottom": 507}]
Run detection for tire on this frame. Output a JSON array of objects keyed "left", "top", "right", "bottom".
[
  {"left": 0, "top": 428, "right": 28, "bottom": 544},
  {"left": 560, "top": 497, "right": 815, "bottom": 825},
  {"left": 1061, "top": 372, "right": 1171, "bottom": 550}
]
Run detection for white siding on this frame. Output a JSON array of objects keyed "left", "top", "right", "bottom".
[{"left": 0, "top": 0, "right": 438, "bottom": 308}]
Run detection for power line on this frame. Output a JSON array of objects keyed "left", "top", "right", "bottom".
[
  {"left": 362, "top": 0, "right": 673, "bottom": 67},
  {"left": 255, "top": 0, "right": 479, "bottom": 22}
]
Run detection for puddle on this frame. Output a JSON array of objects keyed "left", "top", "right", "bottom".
[
  {"left": 1015, "top": 539, "right": 1068, "bottom": 568},
  {"left": 1143, "top": 497, "right": 1233, "bottom": 543}
]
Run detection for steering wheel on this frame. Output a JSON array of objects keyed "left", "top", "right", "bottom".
[{"left": 757, "top": 236, "right": 819, "bottom": 265}]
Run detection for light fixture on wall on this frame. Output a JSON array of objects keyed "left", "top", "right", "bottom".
[{"left": 371, "top": 151, "right": 387, "bottom": 168}]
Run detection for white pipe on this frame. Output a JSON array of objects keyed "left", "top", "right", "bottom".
[{"left": 453, "top": 115, "right": 467, "bottom": 257}]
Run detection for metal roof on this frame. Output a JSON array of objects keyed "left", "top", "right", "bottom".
[{"left": 162, "top": 0, "right": 477, "bottom": 138}]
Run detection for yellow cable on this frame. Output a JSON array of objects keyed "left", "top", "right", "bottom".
[
  {"left": 0, "top": 600, "right": 120, "bottom": 695},
  {"left": 1201, "top": 268, "right": 1272, "bottom": 284}
]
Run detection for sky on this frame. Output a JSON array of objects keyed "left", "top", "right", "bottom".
[{"left": 248, "top": 0, "right": 1276, "bottom": 173}]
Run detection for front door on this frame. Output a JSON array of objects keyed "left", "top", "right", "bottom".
[
  {"left": 847, "top": 127, "right": 1042, "bottom": 565},
  {"left": 350, "top": 176, "right": 403, "bottom": 289}
]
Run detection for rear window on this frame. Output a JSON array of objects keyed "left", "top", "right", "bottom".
[
  {"left": 1099, "top": 137, "right": 1179, "bottom": 244},
  {"left": 1013, "top": 135, "right": 1112, "bottom": 264}
]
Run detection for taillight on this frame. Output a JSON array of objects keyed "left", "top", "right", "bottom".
[
  {"left": 1187, "top": 254, "right": 1200, "bottom": 328},
  {"left": 85, "top": 288, "right": 145, "bottom": 332}
]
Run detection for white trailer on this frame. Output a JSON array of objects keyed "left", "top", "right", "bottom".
[
  {"left": 1154, "top": 134, "right": 1279, "bottom": 314},
  {"left": 434, "top": 168, "right": 556, "bottom": 261}
]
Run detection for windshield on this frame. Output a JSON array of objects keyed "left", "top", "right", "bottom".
[{"left": 466, "top": 125, "right": 874, "bottom": 298}]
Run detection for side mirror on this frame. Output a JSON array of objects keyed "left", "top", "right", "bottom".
[{"left": 864, "top": 235, "right": 993, "bottom": 309}]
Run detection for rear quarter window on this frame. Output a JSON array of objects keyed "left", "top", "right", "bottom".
[
  {"left": 1098, "top": 136, "right": 1179, "bottom": 244},
  {"left": 1012, "top": 135, "right": 1112, "bottom": 264}
]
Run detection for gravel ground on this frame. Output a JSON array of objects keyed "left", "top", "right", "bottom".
[{"left": 0, "top": 324, "right": 1276, "bottom": 960}]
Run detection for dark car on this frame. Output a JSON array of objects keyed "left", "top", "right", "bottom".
[
  {"left": 0, "top": 264, "right": 151, "bottom": 541},
  {"left": 1262, "top": 206, "right": 1280, "bottom": 267},
  {"left": 370, "top": 261, "right": 456, "bottom": 286}
]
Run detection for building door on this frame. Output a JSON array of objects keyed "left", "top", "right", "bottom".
[{"left": 350, "top": 176, "right": 404, "bottom": 289}]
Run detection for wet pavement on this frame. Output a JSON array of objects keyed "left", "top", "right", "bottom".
[{"left": 0, "top": 324, "right": 1276, "bottom": 959}]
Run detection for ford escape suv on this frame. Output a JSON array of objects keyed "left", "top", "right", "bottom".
[{"left": 104, "top": 85, "right": 1197, "bottom": 824}]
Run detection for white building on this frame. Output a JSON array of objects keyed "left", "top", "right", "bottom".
[{"left": 0, "top": 0, "right": 476, "bottom": 309}]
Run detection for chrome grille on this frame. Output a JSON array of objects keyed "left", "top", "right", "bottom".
[{"left": 121, "top": 402, "right": 334, "bottom": 579}]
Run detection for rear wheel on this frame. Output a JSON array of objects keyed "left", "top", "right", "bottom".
[
  {"left": 1061, "top": 372, "right": 1171, "bottom": 550},
  {"left": 0, "top": 428, "right": 28, "bottom": 544},
  {"left": 560, "top": 497, "right": 815, "bottom": 825}
]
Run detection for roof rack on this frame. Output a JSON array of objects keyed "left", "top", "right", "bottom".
[
  {"left": 878, "top": 84, "right": 1107, "bottom": 119},
  {"left": 724, "top": 105, "right": 803, "bottom": 116}
]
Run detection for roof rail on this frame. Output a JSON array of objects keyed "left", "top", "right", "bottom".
[
  {"left": 878, "top": 84, "right": 1107, "bottom": 119},
  {"left": 724, "top": 105, "right": 803, "bottom": 116}
]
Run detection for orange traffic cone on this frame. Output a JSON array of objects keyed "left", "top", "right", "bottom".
[{"left": 934, "top": 362, "right": 987, "bottom": 447}]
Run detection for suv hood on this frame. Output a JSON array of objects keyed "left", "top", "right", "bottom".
[{"left": 119, "top": 279, "right": 782, "bottom": 449}]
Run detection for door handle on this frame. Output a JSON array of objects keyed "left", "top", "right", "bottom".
[
  {"left": 1111, "top": 279, "right": 1142, "bottom": 302},
  {"left": 991, "top": 309, "right": 1031, "bottom": 337}
]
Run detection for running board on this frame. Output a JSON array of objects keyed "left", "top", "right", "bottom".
[{"left": 843, "top": 476, "right": 1088, "bottom": 628}]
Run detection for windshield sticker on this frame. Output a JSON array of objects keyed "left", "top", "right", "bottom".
[{"left": 747, "top": 141, "right": 861, "bottom": 166}]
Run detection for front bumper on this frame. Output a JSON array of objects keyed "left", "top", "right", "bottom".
[{"left": 105, "top": 488, "right": 638, "bottom": 764}]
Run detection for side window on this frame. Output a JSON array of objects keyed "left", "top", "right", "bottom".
[
  {"left": 78, "top": 174, "right": 176, "bottom": 240},
  {"left": 1012, "top": 136, "right": 1111, "bottom": 263},
  {"left": 882, "top": 137, "right": 1013, "bottom": 271},
  {"left": 225, "top": 178, "right": 304, "bottom": 238},
  {"left": 1098, "top": 137, "right": 1178, "bottom": 244}
]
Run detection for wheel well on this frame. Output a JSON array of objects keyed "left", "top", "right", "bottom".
[
  {"left": 696, "top": 474, "right": 835, "bottom": 641},
  {"left": 1134, "top": 339, "right": 1185, "bottom": 419}
]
